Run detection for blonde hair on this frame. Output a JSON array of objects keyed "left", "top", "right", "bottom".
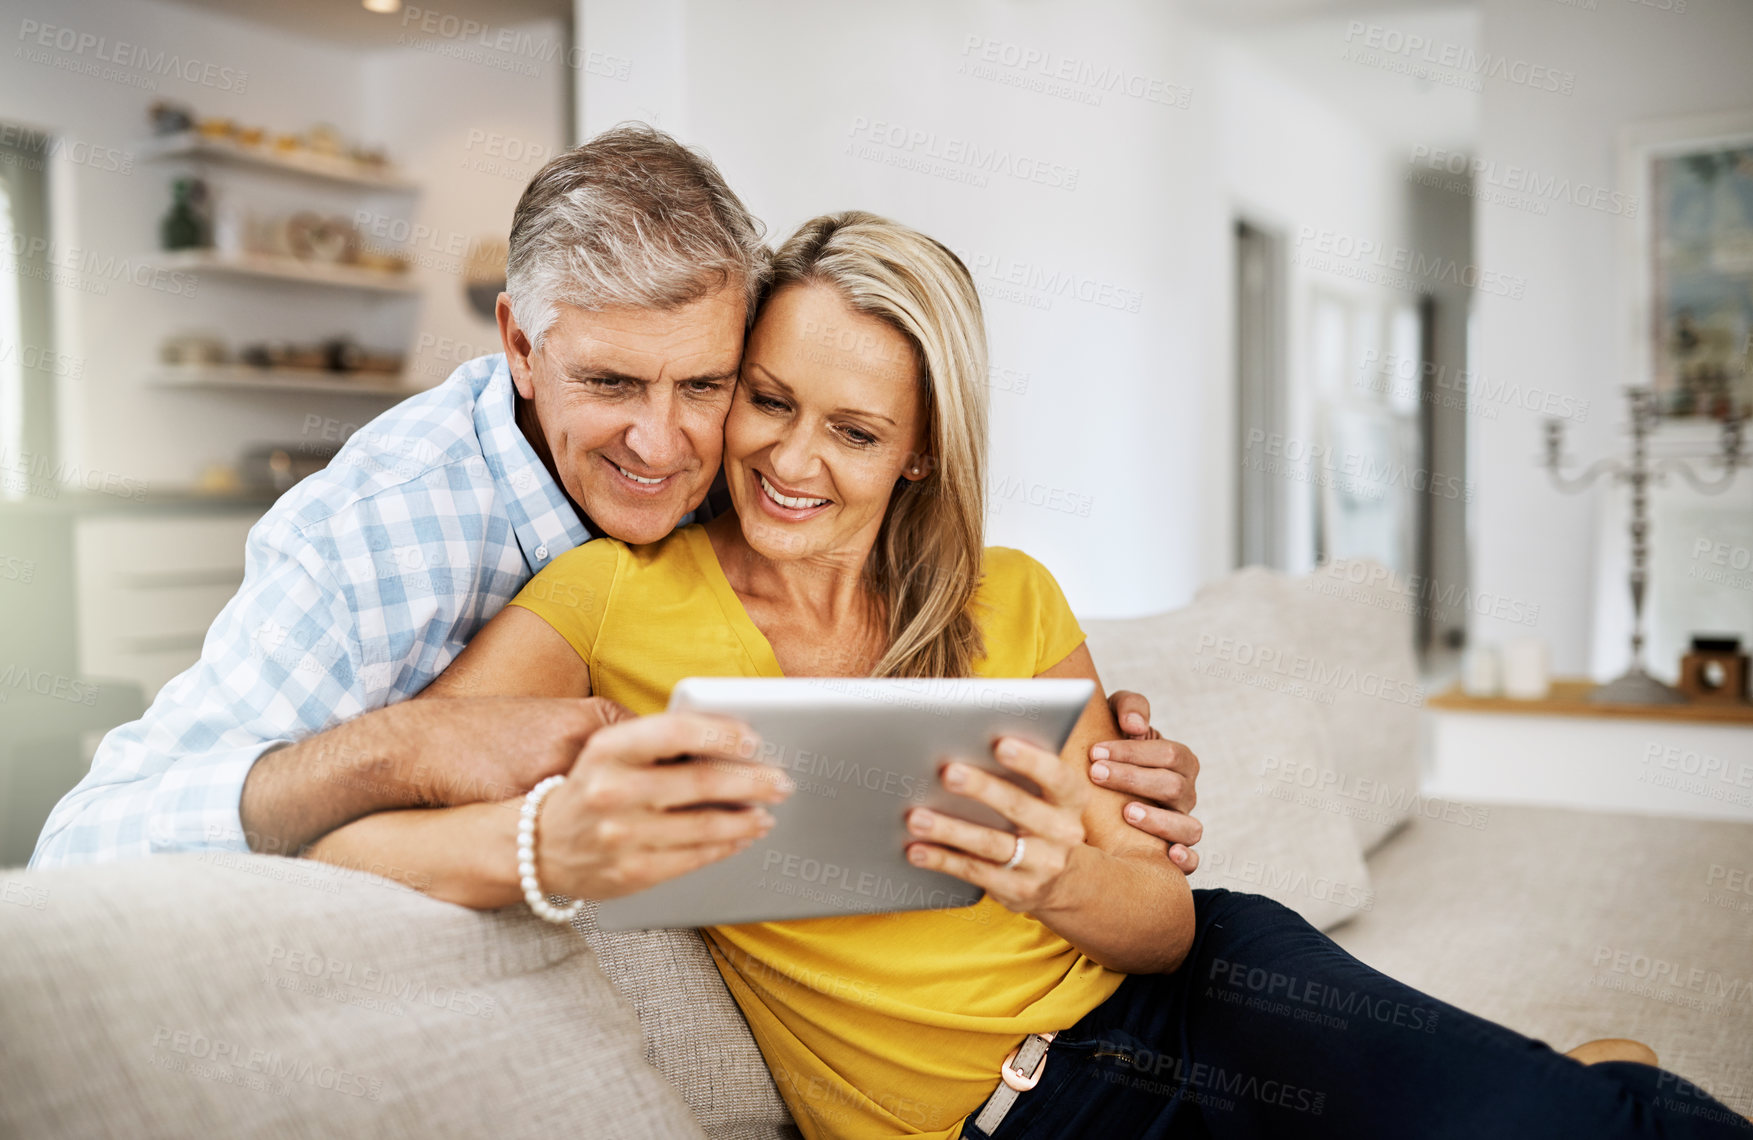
[{"left": 763, "top": 211, "right": 989, "bottom": 679}]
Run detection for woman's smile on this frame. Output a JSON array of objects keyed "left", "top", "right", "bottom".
[{"left": 753, "top": 469, "right": 834, "bottom": 520}]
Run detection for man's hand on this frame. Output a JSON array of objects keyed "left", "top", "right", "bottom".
[
  {"left": 1091, "top": 690, "right": 1202, "bottom": 873},
  {"left": 404, "top": 697, "right": 637, "bottom": 806},
  {"left": 242, "top": 696, "right": 644, "bottom": 857},
  {"left": 535, "top": 712, "right": 793, "bottom": 900}
]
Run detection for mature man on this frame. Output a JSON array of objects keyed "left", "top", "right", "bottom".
[{"left": 32, "top": 125, "right": 1201, "bottom": 902}]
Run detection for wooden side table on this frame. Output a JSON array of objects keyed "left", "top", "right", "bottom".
[{"left": 1423, "top": 680, "right": 1753, "bottom": 823}]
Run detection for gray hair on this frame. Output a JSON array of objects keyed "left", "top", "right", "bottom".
[{"left": 505, "top": 123, "right": 768, "bottom": 349}]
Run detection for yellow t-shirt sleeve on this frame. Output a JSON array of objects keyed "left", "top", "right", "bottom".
[
  {"left": 505, "top": 538, "right": 624, "bottom": 671},
  {"left": 980, "top": 547, "right": 1086, "bottom": 675}
]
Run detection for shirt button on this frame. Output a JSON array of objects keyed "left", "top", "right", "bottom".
[{"left": 535, "top": 545, "right": 549, "bottom": 561}]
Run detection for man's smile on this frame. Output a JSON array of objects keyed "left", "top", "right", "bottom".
[{"left": 602, "top": 455, "right": 682, "bottom": 494}]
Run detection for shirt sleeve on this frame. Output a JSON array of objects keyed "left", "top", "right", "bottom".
[
  {"left": 503, "top": 539, "right": 621, "bottom": 673},
  {"left": 1021, "top": 553, "right": 1087, "bottom": 673},
  {"left": 976, "top": 547, "right": 1087, "bottom": 676},
  {"left": 30, "top": 514, "right": 367, "bottom": 868}
]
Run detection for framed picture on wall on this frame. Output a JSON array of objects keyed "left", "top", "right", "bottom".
[
  {"left": 1621, "top": 109, "right": 1753, "bottom": 419},
  {"left": 1319, "top": 402, "right": 1417, "bottom": 577},
  {"left": 1617, "top": 109, "right": 1753, "bottom": 682},
  {"left": 1308, "top": 286, "right": 1423, "bottom": 580}
]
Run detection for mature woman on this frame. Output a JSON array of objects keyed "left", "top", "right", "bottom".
[{"left": 312, "top": 213, "right": 1745, "bottom": 1139}]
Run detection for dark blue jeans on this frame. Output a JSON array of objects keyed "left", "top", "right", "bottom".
[{"left": 962, "top": 890, "right": 1750, "bottom": 1139}]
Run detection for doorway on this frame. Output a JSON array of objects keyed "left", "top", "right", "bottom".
[{"left": 1236, "top": 219, "right": 1287, "bottom": 570}]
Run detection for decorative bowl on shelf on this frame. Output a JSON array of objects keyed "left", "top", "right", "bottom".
[
  {"left": 281, "top": 213, "right": 357, "bottom": 264},
  {"left": 160, "top": 334, "right": 226, "bottom": 367}
]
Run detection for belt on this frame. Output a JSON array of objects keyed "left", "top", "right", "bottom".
[{"left": 972, "top": 1031, "right": 1056, "bottom": 1135}]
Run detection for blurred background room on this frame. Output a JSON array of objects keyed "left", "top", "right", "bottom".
[{"left": 2, "top": 0, "right": 1751, "bottom": 981}]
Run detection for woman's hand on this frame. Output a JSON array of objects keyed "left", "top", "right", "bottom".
[
  {"left": 534, "top": 712, "right": 792, "bottom": 901},
  {"left": 904, "top": 736, "right": 1089, "bottom": 915}
]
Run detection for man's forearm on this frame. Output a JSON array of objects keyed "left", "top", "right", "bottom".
[
  {"left": 238, "top": 697, "right": 618, "bottom": 859},
  {"left": 238, "top": 703, "right": 433, "bottom": 856}
]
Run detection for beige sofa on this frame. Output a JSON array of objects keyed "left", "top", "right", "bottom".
[{"left": 4, "top": 562, "right": 1749, "bottom": 1137}]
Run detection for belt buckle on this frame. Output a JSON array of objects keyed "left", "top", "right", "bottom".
[{"left": 999, "top": 1031, "right": 1056, "bottom": 1093}]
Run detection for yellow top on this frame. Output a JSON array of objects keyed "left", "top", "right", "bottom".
[{"left": 509, "top": 525, "right": 1125, "bottom": 1140}]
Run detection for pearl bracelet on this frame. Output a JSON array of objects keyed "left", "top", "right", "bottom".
[{"left": 518, "top": 774, "right": 583, "bottom": 925}]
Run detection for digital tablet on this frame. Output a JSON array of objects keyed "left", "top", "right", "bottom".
[{"left": 593, "top": 676, "right": 1095, "bottom": 931}]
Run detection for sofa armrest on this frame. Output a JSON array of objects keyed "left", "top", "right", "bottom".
[{"left": 0, "top": 854, "right": 706, "bottom": 1139}]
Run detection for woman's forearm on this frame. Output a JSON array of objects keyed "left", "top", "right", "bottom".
[
  {"left": 1034, "top": 846, "right": 1195, "bottom": 975},
  {"left": 304, "top": 801, "right": 523, "bottom": 910}
]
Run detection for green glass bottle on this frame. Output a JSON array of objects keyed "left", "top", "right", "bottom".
[{"left": 160, "top": 177, "right": 210, "bottom": 250}]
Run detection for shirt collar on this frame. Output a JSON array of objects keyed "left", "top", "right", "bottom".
[{"left": 472, "top": 354, "right": 594, "bottom": 574}]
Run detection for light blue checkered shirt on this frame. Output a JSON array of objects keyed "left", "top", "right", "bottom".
[{"left": 31, "top": 354, "right": 595, "bottom": 867}]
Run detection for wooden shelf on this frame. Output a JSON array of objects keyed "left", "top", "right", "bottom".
[
  {"left": 154, "top": 365, "right": 418, "bottom": 399},
  {"left": 140, "top": 132, "right": 418, "bottom": 192},
  {"left": 1429, "top": 679, "right": 1753, "bottom": 725},
  {"left": 155, "top": 249, "right": 419, "bottom": 294}
]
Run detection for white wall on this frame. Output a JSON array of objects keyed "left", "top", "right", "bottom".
[
  {"left": 576, "top": 0, "right": 1425, "bottom": 617},
  {"left": 1472, "top": 0, "right": 1753, "bottom": 677},
  {"left": 361, "top": 18, "right": 569, "bottom": 395},
  {"left": 0, "top": 0, "right": 565, "bottom": 489}
]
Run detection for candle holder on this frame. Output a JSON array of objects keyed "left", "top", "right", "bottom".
[{"left": 1540, "top": 388, "right": 1747, "bottom": 704}]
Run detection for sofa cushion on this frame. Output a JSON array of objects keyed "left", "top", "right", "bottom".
[
  {"left": 571, "top": 907, "right": 798, "bottom": 1140},
  {"left": 1285, "top": 560, "right": 1427, "bottom": 851},
  {"left": 1334, "top": 804, "right": 1753, "bottom": 1120},
  {"left": 1083, "top": 569, "right": 1375, "bottom": 931},
  {"left": 0, "top": 855, "right": 707, "bottom": 1140}
]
